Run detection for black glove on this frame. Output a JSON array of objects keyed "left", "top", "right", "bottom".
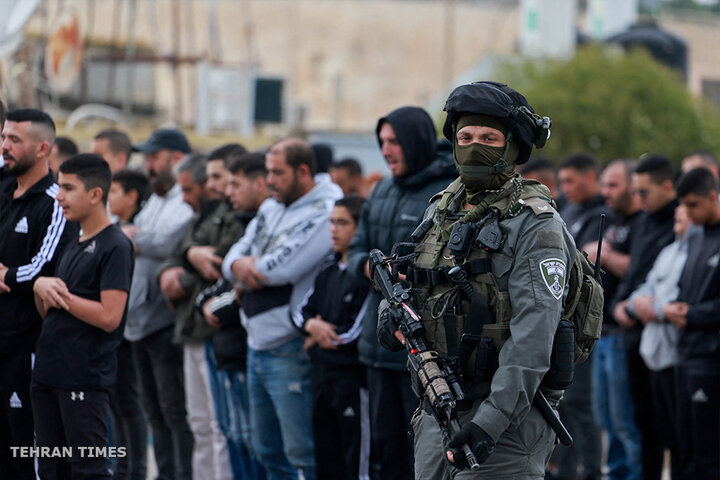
[
  {"left": 447, "top": 422, "right": 494, "bottom": 469},
  {"left": 377, "top": 304, "right": 404, "bottom": 352}
]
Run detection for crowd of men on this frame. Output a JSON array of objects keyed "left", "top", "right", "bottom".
[{"left": 0, "top": 94, "right": 718, "bottom": 480}]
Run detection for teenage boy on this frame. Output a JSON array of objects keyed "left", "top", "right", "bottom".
[
  {"left": 107, "top": 168, "right": 151, "bottom": 480},
  {"left": 298, "top": 195, "right": 371, "bottom": 480},
  {"left": 108, "top": 169, "right": 152, "bottom": 225},
  {"left": 31, "top": 154, "right": 135, "bottom": 479},
  {"left": 664, "top": 167, "right": 720, "bottom": 480}
]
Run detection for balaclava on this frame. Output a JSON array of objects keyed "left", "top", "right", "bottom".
[{"left": 453, "top": 114, "right": 519, "bottom": 203}]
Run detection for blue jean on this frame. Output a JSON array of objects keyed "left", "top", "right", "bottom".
[
  {"left": 248, "top": 337, "right": 316, "bottom": 480},
  {"left": 591, "top": 332, "right": 642, "bottom": 480},
  {"left": 207, "top": 343, "right": 266, "bottom": 480}
]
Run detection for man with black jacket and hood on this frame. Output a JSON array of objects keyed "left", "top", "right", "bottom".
[
  {"left": 0, "top": 108, "right": 78, "bottom": 479},
  {"left": 347, "top": 105, "right": 457, "bottom": 480},
  {"left": 612, "top": 154, "right": 678, "bottom": 480}
]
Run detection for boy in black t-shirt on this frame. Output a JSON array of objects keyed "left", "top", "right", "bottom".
[
  {"left": 32, "top": 154, "right": 135, "bottom": 479},
  {"left": 298, "top": 195, "right": 370, "bottom": 480}
]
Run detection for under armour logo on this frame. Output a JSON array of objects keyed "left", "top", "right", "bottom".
[
  {"left": 84, "top": 240, "right": 96, "bottom": 254},
  {"left": 9, "top": 392, "right": 22, "bottom": 408},
  {"left": 14, "top": 216, "right": 28, "bottom": 234},
  {"left": 692, "top": 388, "right": 708, "bottom": 403},
  {"left": 288, "top": 382, "right": 302, "bottom": 394},
  {"left": 70, "top": 391, "right": 85, "bottom": 401}
]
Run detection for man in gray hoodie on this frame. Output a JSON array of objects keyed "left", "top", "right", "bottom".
[
  {"left": 123, "top": 129, "right": 195, "bottom": 480},
  {"left": 223, "top": 138, "right": 341, "bottom": 480}
]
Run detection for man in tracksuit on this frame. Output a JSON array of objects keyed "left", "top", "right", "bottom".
[
  {"left": 223, "top": 138, "right": 342, "bottom": 480},
  {"left": 0, "top": 109, "right": 78, "bottom": 479},
  {"left": 664, "top": 167, "right": 720, "bottom": 480}
]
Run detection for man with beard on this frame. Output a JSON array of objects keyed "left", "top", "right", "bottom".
[
  {"left": 347, "top": 106, "right": 457, "bottom": 480},
  {"left": 584, "top": 160, "right": 643, "bottom": 480},
  {"left": 0, "top": 108, "right": 78, "bottom": 479},
  {"left": 123, "top": 129, "right": 195, "bottom": 480},
  {"left": 223, "top": 138, "right": 341, "bottom": 480}
]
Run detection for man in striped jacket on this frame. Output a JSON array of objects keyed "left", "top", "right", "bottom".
[{"left": 0, "top": 108, "right": 78, "bottom": 479}]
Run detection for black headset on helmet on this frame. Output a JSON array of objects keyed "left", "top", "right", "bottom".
[{"left": 442, "top": 81, "right": 551, "bottom": 166}]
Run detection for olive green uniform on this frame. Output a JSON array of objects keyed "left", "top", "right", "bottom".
[{"left": 411, "top": 177, "right": 575, "bottom": 479}]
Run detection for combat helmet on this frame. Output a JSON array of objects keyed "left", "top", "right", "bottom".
[{"left": 442, "top": 81, "right": 551, "bottom": 166}]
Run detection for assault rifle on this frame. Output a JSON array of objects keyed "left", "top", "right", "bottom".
[{"left": 369, "top": 249, "right": 481, "bottom": 470}]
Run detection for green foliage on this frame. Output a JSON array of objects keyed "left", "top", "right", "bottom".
[{"left": 495, "top": 46, "right": 720, "bottom": 164}]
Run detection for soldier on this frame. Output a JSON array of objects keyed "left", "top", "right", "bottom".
[{"left": 378, "top": 82, "right": 576, "bottom": 479}]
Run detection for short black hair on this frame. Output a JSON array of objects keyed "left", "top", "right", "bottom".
[
  {"left": 0, "top": 99, "right": 6, "bottom": 126},
  {"left": 94, "top": 128, "right": 132, "bottom": 158},
  {"left": 559, "top": 152, "right": 598, "bottom": 174},
  {"left": 635, "top": 154, "right": 676, "bottom": 185},
  {"left": 59, "top": 154, "right": 112, "bottom": 204},
  {"left": 55, "top": 136, "right": 79, "bottom": 157},
  {"left": 229, "top": 152, "right": 267, "bottom": 179},
  {"left": 520, "top": 156, "right": 555, "bottom": 175},
  {"left": 676, "top": 167, "right": 719, "bottom": 198},
  {"left": 335, "top": 194, "right": 366, "bottom": 225},
  {"left": 208, "top": 143, "right": 248, "bottom": 168},
  {"left": 6, "top": 108, "right": 56, "bottom": 140},
  {"left": 312, "top": 143, "right": 333, "bottom": 174},
  {"left": 603, "top": 158, "right": 637, "bottom": 184},
  {"left": 332, "top": 157, "right": 363, "bottom": 177},
  {"left": 112, "top": 169, "right": 151, "bottom": 212}
]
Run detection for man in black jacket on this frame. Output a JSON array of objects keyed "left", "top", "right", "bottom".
[
  {"left": 664, "top": 167, "right": 720, "bottom": 480},
  {"left": 612, "top": 155, "right": 678, "bottom": 480},
  {"left": 347, "top": 106, "right": 457, "bottom": 480},
  {"left": 554, "top": 152, "right": 607, "bottom": 480},
  {"left": 0, "top": 109, "right": 78, "bottom": 479}
]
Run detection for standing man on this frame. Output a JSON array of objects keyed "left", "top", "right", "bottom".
[
  {"left": 347, "top": 105, "right": 457, "bottom": 480},
  {"left": 612, "top": 155, "right": 678, "bottom": 480},
  {"left": 584, "top": 160, "right": 643, "bottom": 480},
  {"left": 158, "top": 151, "right": 237, "bottom": 480},
  {"left": 123, "top": 129, "right": 195, "bottom": 480},
  {"left": 380, "top": 81, "right": 575, "bottom": 479},
  {"left": 91, "top": 128, "right": 133, "bottom": 173},
  {"left": 197, "top": 152, "right": 269, "bottom": 480},
  {"left": 223, "top": 138, "right": 341, "bottom": 480},
  {"left": 552, "top": 153, "right": 607, "bottom": 480},
  {"left": 0, "top": 109, "right": 78, "bottom": 479},
  {"left": 664, "top": 167, "right": 720, "bottom": 480}
]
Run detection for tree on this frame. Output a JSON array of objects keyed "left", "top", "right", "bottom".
[{"left": 496, "top": 46, "right": 720, "bottom": 164}]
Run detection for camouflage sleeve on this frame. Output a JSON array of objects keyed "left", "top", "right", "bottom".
[{"left": 471, "top": 211, "right": 576, "bottom": 442}]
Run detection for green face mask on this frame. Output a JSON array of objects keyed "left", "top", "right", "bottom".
[{"left": 454, "top": 141, "right": 518, "bottom": 202}]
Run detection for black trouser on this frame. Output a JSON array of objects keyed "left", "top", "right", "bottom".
[
  {"left": 648, "top": 367, "right": 679, "bottom": 479},
  {"left": 552, "top": 352, "right": 602, "bottom": 480},
  {"left": 110, "top": 339, "right": 148, "bottom": 480},
  {"left": 0, "top": 353, "right": 35, "bottom": 480},
  {"left": 131, "top": 326, "right": 193, "bottom": 480},
  {"left": 625, "top": 328, "right": 664, "bottom": 480},
  {"left": 313, "top": 364, "right": 369, "bottom": 480},
  {"left": 675, "top": 357, "right": 720, "bottom": 480},
  {"left": 31, "top": 382, "right": 112, "bottom": 479},
  {"left": 366, "top": 366, "right": 416, "bottom": 480}
]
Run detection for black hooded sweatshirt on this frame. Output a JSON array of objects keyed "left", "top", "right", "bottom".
[{"left": 348, "top": 106, "right": 457, "bottom": 371}]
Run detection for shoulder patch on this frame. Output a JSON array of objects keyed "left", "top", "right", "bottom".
[
  {"left": 539, "top": 258, "right": 566, "bottom": 300},
  {"left": 523, "top": 197, "right": 554, "bottom": 217}
]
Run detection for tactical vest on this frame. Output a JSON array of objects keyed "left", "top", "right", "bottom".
[{"left": 408, "top": 176, "right": 557, "bottom": 398}]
